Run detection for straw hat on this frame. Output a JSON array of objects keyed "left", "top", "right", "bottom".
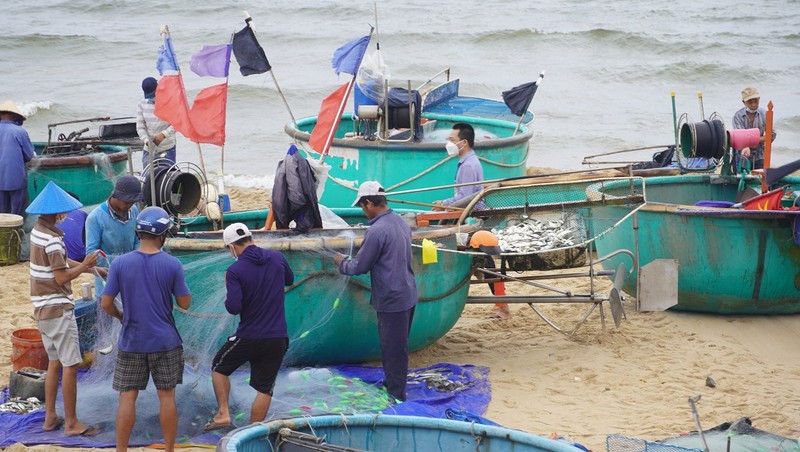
[
  {"left": 26, "top": 181, "right": 83, "bottom": 215},
  {"left": 741, "top": 87, "right": 760, "bottom": 102},
  {"left": 0, "top": 100, "right": 26, "bottom": 120}
]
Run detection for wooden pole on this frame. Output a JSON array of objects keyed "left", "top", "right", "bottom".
[{"left": 762, "top": 100, "right": 774, "bottom": 192}]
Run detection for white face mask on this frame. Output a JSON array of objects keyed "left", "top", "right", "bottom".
[{"left": 445, "top": 140, "right": 461, "bottom": 156}]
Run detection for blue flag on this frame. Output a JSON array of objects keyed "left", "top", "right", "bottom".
[
  {"left": 157, "top": 36, "right": 180, "bottom": 75},
  {"left": 331, "top": 35, "right": 370, "bottom": 76}
]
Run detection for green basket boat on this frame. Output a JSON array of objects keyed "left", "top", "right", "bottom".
[
  {"left": 167, "top": 216, "right": 477, "bottom": 366},
  {"left": 285, "top": 78, "right": 534, "bottom": 209}
]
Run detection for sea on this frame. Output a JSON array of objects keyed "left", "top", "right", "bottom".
[{"left": 3, "top": 0, "right": 799, "bottom": 189}]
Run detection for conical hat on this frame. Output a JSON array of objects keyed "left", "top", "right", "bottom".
[
  {"left": 26, "top": 181, "right": 83, "bottom": 215},
  {"left": 0, "top": 100, "right": 26, "bottom": 120}
]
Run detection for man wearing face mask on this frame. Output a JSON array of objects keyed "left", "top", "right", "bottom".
[
  {"left": 204, "top": 223, "right": 294, "bottom": 431},
  {"left": 433, "top": 123, "right": 484, "bottom": 210},
  {"left": 0, "top": 100, "right": 35, "bottom": 216},
  {"left": 732, "top": 87, "right": 776, "bottom": 170},
  {"left": 27, "top": 181, "right": 101, "bottom": 436}
]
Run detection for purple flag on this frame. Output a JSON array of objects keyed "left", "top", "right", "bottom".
[{"left": 190, "top": 44, "right": 232, "bottom": 78}]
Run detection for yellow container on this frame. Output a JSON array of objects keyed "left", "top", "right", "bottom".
[{"left": 0, "top": 213, "right": 23, "bottom": 266}]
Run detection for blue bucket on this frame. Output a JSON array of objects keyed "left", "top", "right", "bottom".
[{"left": 74, "top": 299, "right": 97, "bottom": 353}]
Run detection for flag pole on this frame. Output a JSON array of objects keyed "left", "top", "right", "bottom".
[
  {"left": 218, "top": 33, "right": 234, "bottom": 200},
  {"left": 244, "top": 12, "right": 298, "bottom": 128},
  {"left": 512, "top": 70, "right": 545, "bottom": 136}
]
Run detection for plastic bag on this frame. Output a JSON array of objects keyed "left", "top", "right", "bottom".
[{"left": 356, "top": 50, "right": 390, "bottom": 104}]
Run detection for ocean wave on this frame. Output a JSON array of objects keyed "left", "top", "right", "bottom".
[
  {"left": 17, "top": 101, "right": 54, "bottom": 118},
  {"left": 224, "top": 173, "right": 275, "bottom": 189}
]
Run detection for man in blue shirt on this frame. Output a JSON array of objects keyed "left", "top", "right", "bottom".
[
  {"left": 0, "top": 100, "right": 35, "bottom": 216},
  {"left": 335, "top": 181, "right": 418, "bottom": 402},
  {"left": 433, "top": 123, "right": 484, "bottom": 210},
  {"left": 85, "top": 175, "right": 142, "bottom": 261},
  {"left": 101, "top": 206, "right": 191, "bottom": 452},
  {"left": 204, "top": 223, "right": 294, "bottom": 432}
]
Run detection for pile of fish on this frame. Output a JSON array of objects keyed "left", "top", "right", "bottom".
[
  {"left": 493, "top": 217, "right": 583, "bottom": 253},
  {"left": 0, "top": 397, "right": 43, "bottom": 414},
  {"left": 407, "top": 367, "right": 472, "bottom": 393}
]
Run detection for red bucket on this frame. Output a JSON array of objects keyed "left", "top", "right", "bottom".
[
  {"left": 728, "top": 128, "right": 761, "bottom": 151},
  {"left": 10, "top": 328, "right": 49, "bottom": 371}
]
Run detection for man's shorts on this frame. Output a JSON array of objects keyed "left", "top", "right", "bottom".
[
  {"left": 37, "top": 309, "right": 82, "bottom": 367},
  {"left": 212, "top": 337, "right": 288, "bottom": 395},
  {"left": 113, "top": 346, "right": 184, "bottom": 392}
]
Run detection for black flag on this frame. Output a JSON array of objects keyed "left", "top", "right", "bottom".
[
  {"left": 232, "top": 25, "right": 271, "bottom": 76},
  {"left": 502, "top": 81, "right": 538, "bottom": 117}
]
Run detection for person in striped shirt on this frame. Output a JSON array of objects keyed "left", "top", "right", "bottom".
[
  {"left": 27, "top": 181, "right": 102, "bottom": 437},
  {"left": 136, "top": 77, "right": 177, "bottom": 169}
]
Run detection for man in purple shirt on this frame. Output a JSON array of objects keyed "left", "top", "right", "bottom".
[
  {"left": 205, "top": 223, "right": 294, "bottom": 432},
  {"left": 433, "top": 123, "right": 484, "bottom": 210},
  {"left": 335, "top": 181, "right": 418, "bottom": 402},
  {"left": 0, "top": 100, "right": 35, "bottom": 216}
]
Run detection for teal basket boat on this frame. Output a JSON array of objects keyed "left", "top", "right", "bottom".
[{"left": 217, "top": 414, "right": 583, "bottom": 452}]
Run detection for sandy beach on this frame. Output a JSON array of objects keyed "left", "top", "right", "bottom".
[{"left": 2, "top": 186, "right": 800, "bottom": 451}]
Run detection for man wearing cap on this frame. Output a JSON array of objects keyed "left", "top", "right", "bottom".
[
  {"left": 733, "top": 86, "right": 777, "bottom": 170},
  {"left": 136, "top": 76, "right": 177, "bottom": 168},
  {"left": 334, "top": 181, "right": 418, "bottom": 402},
  {"left": 205, "top": 223, "right": 294, "bottom": 431},
  {"left": 27, "top": 181, "right": 101, "bottom": 436},
  {"left": 85, "top": 175, "right": 142, "bottom": 261},
  {"left": 101, "top": 206, "right": 191, "bottom": 451},
  {"left": 0, "top": 100, "right": 35, "bottom": 216}
]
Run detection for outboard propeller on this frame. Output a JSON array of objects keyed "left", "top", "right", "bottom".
[{"left": 609, "top": 262, "right": 626, "bottom": 328}]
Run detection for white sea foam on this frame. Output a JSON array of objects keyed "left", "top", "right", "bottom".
[{"left": 17, "top": 101, "right": 53, "bottom": 118}]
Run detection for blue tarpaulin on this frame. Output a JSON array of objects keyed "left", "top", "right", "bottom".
[{"left": 0, "top": 363, "right": 492, "bottom": 447}]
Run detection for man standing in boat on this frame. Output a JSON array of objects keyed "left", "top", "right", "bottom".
[
  {"left": 0, "top": 100, "right": 35, "bottom": 217},
  {"left": 101, "top": 206, "right": 191, "bottom": 452},
  {"left": 136, "top": 77, "right": 177, "bottom": 168},
  {"left": 204, "top": 222, "right": 294, "bottom": 432},
  {"left": 732, "top": 87, "right": 776, "bottom": 171},
  {"left": 335, "top": 181, "right": 418, "bottom": 402},
  {"left": 433, "top": 123, "right": 484, "bottom": 210}
]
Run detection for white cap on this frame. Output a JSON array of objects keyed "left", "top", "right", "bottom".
[
  {"left": 223, "top": 222, "right": 252, "bottom": 246},
  {"left": 352, "top": 181, "right": 385, "bottom": 206}
]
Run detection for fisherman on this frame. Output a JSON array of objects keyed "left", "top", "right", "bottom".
[
  {"left": 101, "top": 206, "right": 191, "bottom": 452},
  {"left": 27, "top": 181, "right": 101, "bottom": 437},
  {"left": 335, "top": 181, "right": 418, "bottom": 402},
  {"left": 205, "top": 223, "right": 294, "bottom": 431},
  {"left": 432, "top": 123, "right": 484, "bottom": 210},
  {"left": 136, "top": 77, "right": 176, "bottom": 168},
  {"left": 468, "top": 230, "right": 512, "bottom": 320},
  {"left": 85, "top": 175, "right": 142, "bottom": 261},
  {"left": 0, "top": 100, "right": 35, "bottom": 216},
  {"left": 732, "top": 86, "right": 776, "bottom": 171}
]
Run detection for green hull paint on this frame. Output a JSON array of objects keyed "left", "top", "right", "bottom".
[
  {"left": 592, "top": 175, "right": 800, "bottom": 314},
  {"left": 285, "top": 114, "right": 531, "bottom": 208},
  {"left": 168, "top": 219, "right": 474, "bottom": 365},
  {"left": 27, "top": 143, "right": 130, "bottom": 206}
]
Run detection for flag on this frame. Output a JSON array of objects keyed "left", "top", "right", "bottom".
[
  {"left": 189, "top": 83, "right": 228, "bottom": 146},
  {"left": 502, "top": 81, "right": 538, "bottom": 117},
  {"left": 156, "top": 36, "right": 180, "bottom": 75},
  {"left": 190, "top": 44, "right": 232, "bottom": 77},
  {"left": 154, "top": 75, "right": 195, "bottom": 139},
  {"left": 232, "top": 25, "right": 271, "bottom": 76},
  {"left": 331, "top": 35, "right": 370, "bottom": 76},
  {"left": 743, "top": 187, "right": 784, "bottom": 211},
  {"left": 309, "top": 82, "right": 352, "bottom": 155}
]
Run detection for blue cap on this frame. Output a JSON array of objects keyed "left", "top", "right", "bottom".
[
  {"left": 142, "top": 77, "right": 157, "bottom": 99},
  {"left": 26, "top": 181, "right": 83, "bottom": 215}
]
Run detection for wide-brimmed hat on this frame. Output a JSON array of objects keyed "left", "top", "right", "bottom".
[
  {"left": 352, "top": 181, "right": 385, "bottom": 206},
  {"left": 142, "top": 77, "right": 158, "bottom": 99},
  {"left": 26, "top": 181, "right": 83, "bottom": 215},
  {"left": 741, "top": 87, "right": 760, "bottom": 102},
  {"left": 0, "top": 100, "right": 26, "bottom": 120},
  {"left": 112, "top": 175, "right": 143, "bottom": 203}
]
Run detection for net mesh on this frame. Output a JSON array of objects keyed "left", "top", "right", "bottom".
[{"left": 606, "top": 434, "right": 702, "bottom": 452}]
